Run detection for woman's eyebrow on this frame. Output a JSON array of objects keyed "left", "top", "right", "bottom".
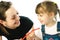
[{"left": 17, "top": 12, "right": 18, "bottom": 14}]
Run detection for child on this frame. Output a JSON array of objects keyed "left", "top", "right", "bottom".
[{"left": 35, "top": 1, "right": 60, "bottom": 40}]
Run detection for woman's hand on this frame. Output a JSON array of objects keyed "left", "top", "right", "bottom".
[{"left": 0, "top": 36, "right": 2, "bottom": 40}]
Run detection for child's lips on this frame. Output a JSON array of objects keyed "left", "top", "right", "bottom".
[{"left": 40, "top": 21, "right": 43, "bottom": 23}]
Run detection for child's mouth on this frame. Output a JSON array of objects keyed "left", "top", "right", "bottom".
[{"left": 40, "top": 21, "right": 43, "bottom": 23}]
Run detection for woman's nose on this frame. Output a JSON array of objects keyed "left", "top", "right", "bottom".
[{"left": 16, "top": 15, "right": 20, "bottom": 20}]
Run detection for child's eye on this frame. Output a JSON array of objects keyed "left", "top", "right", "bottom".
[
  {"left": 39, "top": 15, "right": 43, "bottom": 17},
  {"left": 37, "top": 14, "right": 43, "bottom": 17}
]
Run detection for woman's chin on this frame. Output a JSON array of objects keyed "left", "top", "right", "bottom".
[
  {"left": 15, "top": 22, "right": 20, "bottom": 28},
  {"left": 16, "top": 22, "right": 20, "bottom": 27}
]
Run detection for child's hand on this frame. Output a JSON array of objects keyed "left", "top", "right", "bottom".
[
  {"left": 19, "top": 38, "right": 23, "bottom": 40},
  {"left": 26, "top": 32, "right": 41, "bottom": 40}
]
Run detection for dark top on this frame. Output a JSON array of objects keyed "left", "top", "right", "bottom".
[{"left": 0, "top": 16, "right": 33, "bottom": 40}]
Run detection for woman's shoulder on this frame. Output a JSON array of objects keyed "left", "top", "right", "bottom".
[
  {"left": 0, "top": 28, "right": 2, "bottom": 36},
  {"left": 20, "top": 16, "right": 31, "bottom": 20},
  {"left": 20, "top": 16, "right": 33, "bottom": 25}
]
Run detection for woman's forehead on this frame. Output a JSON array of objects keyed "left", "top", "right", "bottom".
[{"left": 5, "top": 7, "right": 17, "bottom": 17}]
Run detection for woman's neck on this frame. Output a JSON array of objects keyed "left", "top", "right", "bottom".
[{"left": 45, "top": 20, "right": 56, "bottom": 27}]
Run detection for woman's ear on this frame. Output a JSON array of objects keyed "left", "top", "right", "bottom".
[
  {"left": 0, "top": 20, "right": 6, "bottom": 26},
  {"left": 0, "top": 20, "right": 3, "bottom": 24}
]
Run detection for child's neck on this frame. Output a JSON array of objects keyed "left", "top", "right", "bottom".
[{"left": 45, "top": 20, "right": 56, "bottom": 27}]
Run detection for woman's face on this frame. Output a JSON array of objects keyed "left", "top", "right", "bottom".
[{"left": 3, "top": 6, "right": 20, "bottom": 29}]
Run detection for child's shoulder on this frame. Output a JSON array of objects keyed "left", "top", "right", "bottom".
[
  {"left": 57, "top": 21, "right": 60, "bottom": 31},
  {"left": 57, "top": 21, "right": 60, "bottom": 25}
]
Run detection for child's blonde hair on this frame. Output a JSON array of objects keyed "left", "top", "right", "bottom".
[{"left": 35, "top": 1, "right": 60, "bottom": 17}]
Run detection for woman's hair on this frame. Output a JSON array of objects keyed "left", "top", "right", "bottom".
[
  {"left": 35, "top": 1, "right": 60, "bottom": 17},
  {"left": 0, "top": 1, "right": 11, "bottom": 21},
  {"left": 0, "top": 1, "right": 11, "bottom": 35}
]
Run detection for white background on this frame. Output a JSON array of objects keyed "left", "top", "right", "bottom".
[{"left": 0, "top": 0, "right": 60, "bottom": 40}]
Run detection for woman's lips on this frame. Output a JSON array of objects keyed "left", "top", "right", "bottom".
[{"left": 15, "top": 21, "right": 20, "bottom": 24}]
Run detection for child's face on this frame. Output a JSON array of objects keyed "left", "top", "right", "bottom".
[
  {"left": 3, "top": 6, "right": 20, "bottom": 29},
  {"left": 37, "top": 7, "right": 51, "bottom": 25}
]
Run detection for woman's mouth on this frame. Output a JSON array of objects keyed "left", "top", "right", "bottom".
[{"left": 15, "top": 21, "right": 20, "bottom": 25}]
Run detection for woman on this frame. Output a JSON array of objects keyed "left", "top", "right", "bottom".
[{"left": 0, "top": 1, "right": 33, "bottom": 40}]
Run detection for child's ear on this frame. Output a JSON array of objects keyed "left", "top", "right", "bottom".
[{"left": 49, "top": 12, "right": 55, "bottom": 18}]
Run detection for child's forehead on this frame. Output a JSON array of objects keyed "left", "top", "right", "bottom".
[{"left": 37, "top": 7, "right": 48, "bottom": 14}]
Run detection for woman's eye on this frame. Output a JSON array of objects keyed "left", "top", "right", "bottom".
[
  {"left": 12, "top": 17, "right": 15, "bottom": 19},
  {"left": 17, "top": 13, "right": 18, "bottom": 14},
  {"left": 11, "top": 16, "right": 16, "bottom": 19}
]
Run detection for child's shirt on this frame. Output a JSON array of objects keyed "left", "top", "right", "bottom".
[
  {"left": 34, "top": 22, "right": 60, "bottom": 40},
  {"left": 45, "top": 22, "right": 57, "bottom": 35}
]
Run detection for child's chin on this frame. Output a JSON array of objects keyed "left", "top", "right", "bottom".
[{"left": 41, "top": 23, "right": 45, "bottom": 25}]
